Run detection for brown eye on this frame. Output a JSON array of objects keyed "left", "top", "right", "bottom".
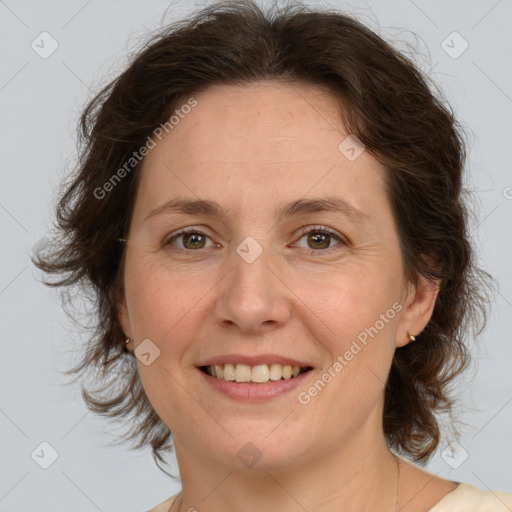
[
  {"left": 307, "top": 232, "right": 331, "bottom": 250},
  {"left": 164, "top": 229, "right": 214, "bottom": 251},
  {"left": 182, "top": 232, "right": 206, "bottom": 249},
  {"left": 294, "top": 225, "right": 346, "bottom": 254}
]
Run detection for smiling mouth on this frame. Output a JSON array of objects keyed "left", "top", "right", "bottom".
[{"left": 199, "top": 363, "right": 313, "bottom": 384}]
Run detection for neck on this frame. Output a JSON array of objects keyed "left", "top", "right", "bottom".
[{"left": 171, "top": 422, "right": 400, "bottom": 512}]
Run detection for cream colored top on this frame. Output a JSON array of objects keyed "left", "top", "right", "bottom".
[{"left": 147, "top": 483, "right": 512, "bottom": 511}]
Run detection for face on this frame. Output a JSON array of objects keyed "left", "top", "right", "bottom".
[{"left": 118, "top": 81, "right": 437, "bottom": 470}]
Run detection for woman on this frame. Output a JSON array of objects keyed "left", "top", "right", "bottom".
[{"left": 34, "top": 1, "right": 512, "bottom": 511}]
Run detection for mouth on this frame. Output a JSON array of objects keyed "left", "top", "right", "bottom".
[{"left": 198, "top": 363, "right": 313, "bottom": 384}]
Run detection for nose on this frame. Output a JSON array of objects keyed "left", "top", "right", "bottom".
[{"left": 213, "top": 241, "right": 292, "bottom": 334}]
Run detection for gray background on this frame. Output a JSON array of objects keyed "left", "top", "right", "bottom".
[{"left": 1, "top": 0, "right": 511, "bottom": 511}]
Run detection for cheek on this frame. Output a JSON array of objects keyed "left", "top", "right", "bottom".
[
  {"left": 304, "top": 265, "right": 400, "bottom": 406},
  {"left": 298, "top": 277, "right": 399, "bottom": 435},
  {"left": 123, "top": 255, "right": 211, "bottom": 403},
  {"left": 306, "top": 263, "right": 400, "bottom": 342},
  {"left": 124, "top": 258, "right": 201, "bottom": 426},
  {"left": 124, "top": 255, "right": 200, "bottom": 341}
]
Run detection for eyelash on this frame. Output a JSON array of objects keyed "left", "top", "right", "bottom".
[{"left": 163, "top": 225, "right": 347, "bottom": 255}]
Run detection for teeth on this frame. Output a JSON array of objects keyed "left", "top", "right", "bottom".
[
  {"left": 204, "top": 363, "right": 306, "bottom": 383},
  {"left": 214, "top": 364, "right": 224, "bottom": 378},
  {"left": 235, "top": 364, "right": 251, "bottom": 382},
  {"left": 252, "top": 364, "right": 270, "bottom": 383},
  {"left": 223, "top": 363, "right": 235, "bottom": 381},
  {"left": 269, "top": 363, "right": 282, "bottom": 381}
]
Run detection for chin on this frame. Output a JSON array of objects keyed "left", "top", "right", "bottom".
[{"left": 204, "top": 425, "right": 309, "bottom": 471}]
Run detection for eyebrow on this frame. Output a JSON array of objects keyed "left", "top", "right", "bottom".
[{"left": 143, "top": 196, "right": 370, "bottom": 224}]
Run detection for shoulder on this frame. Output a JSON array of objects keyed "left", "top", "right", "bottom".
[
  {"left": 429, "top": 482, "right": 512, "bottom": 511},
  {"left": 143, "top": 485, "right": 512, "bottom": 512},
  {"left": 146, "top": 492, "right": 180, "bottom": 512}
]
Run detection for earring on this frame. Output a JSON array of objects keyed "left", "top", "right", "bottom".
[
  {"left": 124, "top": 338, "right": 131, "bottom": 352},
  {"left": 409, "top": 333, "right": 416, "bottom": 342}
]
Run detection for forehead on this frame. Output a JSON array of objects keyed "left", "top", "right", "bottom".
[
  {"left": 164, "top": 81, "right": 347, "bottom": 162},
  {"left": 133, "top": 81, "right": 390, "bottom": 224}
]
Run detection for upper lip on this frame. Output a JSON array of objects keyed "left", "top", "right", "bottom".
[{"left": 197, "top": 354, "right": 313, "bottom": 368}]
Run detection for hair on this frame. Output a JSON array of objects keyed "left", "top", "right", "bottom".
[{"left": 34, "top": 0, "right": 493, "bottom": 476}]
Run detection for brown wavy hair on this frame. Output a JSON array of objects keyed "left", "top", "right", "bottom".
[{"left": 33, "top": 0, "right": 492, "bottom": 476}]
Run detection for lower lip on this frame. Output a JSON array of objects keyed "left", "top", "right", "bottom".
[{"left": 197, "top": 368, "right": 312, "bottom": 402}]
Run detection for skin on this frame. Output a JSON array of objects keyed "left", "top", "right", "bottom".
[{"left": 118, "top": 82, "right": 457, "bottom": 511}]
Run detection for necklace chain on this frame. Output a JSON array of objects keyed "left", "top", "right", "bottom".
[
  {"left": 170, "top": 453, "right": 401, "bottom": 512},
  {"left": 393, "top": 453, "right": 401, "bottom": 510}
]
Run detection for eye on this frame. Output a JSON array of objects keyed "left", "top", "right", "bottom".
[
  {"left": 162, "top": 225, "right": 346, "bottom": 254},
  {"left": 293, "top": 225, "right": 346, "bottom": 254},
  {"left": 163, "top": 228, "right": 217, "bottom": 251}
]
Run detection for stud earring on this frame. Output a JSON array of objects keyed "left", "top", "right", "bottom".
[{"left": 409, "top": 333, "right": 416, "bottom": 342}]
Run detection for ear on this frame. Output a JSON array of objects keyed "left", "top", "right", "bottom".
[
  {"left": 396, "top": 274, "right": 440, "bottom": 348},
  {"left": 117, "top": 298, "right": 135, "bottom": 353}
]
